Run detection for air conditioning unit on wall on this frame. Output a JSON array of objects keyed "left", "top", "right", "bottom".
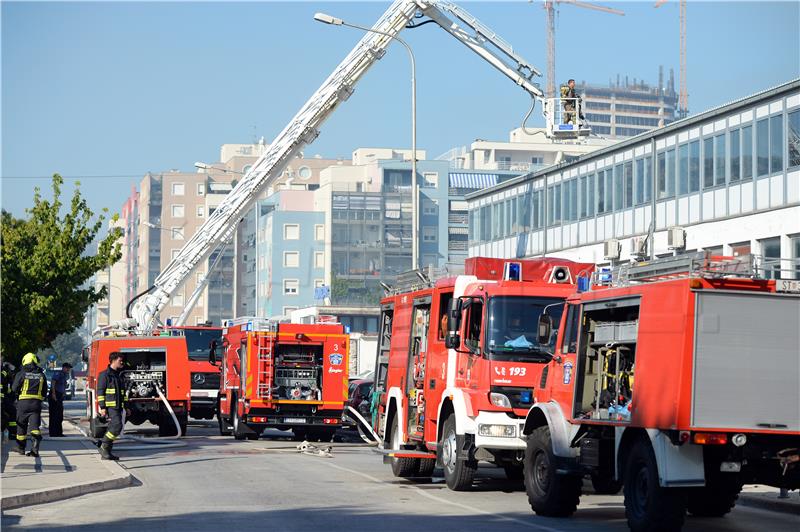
[
  {"left": 604, "top": 239, "right": 620, "bottom": 260},
  {"left": 668, "top": 226, "right": 686, "bottom": 250}
]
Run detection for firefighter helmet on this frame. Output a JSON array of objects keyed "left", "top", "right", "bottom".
[{"left": 21, "top": 353, "right": 39, "bottom": 366}]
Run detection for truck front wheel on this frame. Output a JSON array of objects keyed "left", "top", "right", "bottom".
[
  {"left": 440, "top": 415, "right": 477, "bottom": 490},
  {"left": 686, "top": 472, "right": 741, "bottom": 517},
  {"left": 388, "top": 413, "right": 419, "bottom": 478},
  {"left": 623, "top": 439, "right": 687, "bottom": 532},
  {"left": 218, "top": 399, "right": 232, "bottom": 436},
  {"left": 524, "top": 426, "right": 581, "bottom": 517}
]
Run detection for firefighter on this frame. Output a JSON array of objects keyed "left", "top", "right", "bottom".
[
  {"left": 97, "top": 352, "right": 127, "bottom": 461},
  {"left": 1, "top": 362, "right": 18, "bottom": 439},
  {"left": 560, "top": 79, "right": 584, "bottom": 125},
  {"left": 11, "top": 353, "right": 48, "bottom": 456}
]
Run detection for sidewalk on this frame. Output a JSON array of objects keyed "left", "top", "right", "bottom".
[
  {"left": 1, "top": 413, "right": 132, "bottom": 510},
  {"left": 738, "top": 484, "right": 800, "bottom": 515}
]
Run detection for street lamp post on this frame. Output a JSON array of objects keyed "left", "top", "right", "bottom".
[{"left": 314, "top": 12, "right": 419, "bottom": 270}]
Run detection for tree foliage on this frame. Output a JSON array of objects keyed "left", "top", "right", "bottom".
[{"left": 1, "top": 174, "right": 122, "bottom": 365}]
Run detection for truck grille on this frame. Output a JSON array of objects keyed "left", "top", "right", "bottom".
[{"left": 191, "top": 372, "right": 220, "bottom": 390}]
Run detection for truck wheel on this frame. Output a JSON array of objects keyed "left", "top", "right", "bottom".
[
  {"left": 686, "top": 473, "right": 741, "bottom": 517},
  {"left": 218, "top": 399, "right": 233, "bottom": 436},
  {"left": 440, "top": 415, "right": 477, "bottom": 490},
  {"left": 504, "top": 464, "right": 525, "bottom": 482},
  {"left": 292, "top": 428, "right": 307, "bottom": 441},
  {"left": 524, "top": 426, "right": 581, "bottom": 516},
  {"left": 389, "top": 415, "right": 419, "bottom": 478},
  {"left": 623, "top": 439, "right": 687, "bottom": 532},
  {"left": 591, "top": 473, "right": 622, "bottom": 495},
  {"left": 158, "top": 408, "right": 184, "bottom": 437},
  {"left": 418, "top": 458, "right": 436, "bottom": 478},
  {"left": 232, "top": 403, "right": 247, "bottom": 441}
]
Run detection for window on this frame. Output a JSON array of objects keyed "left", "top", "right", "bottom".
[
  {"left": 171, "top": 249, "right": 181, "bottom": 260},
  {"left": 760, "top": 237, "right": 781, "bottom": 279},
  {"left": 742, "top": 125, "right": 753, "bottom": 179},
  {"left": 171, "top": 204, "right": 184, "bottom": 218},
  {"left": 644, "top": 156, "right": 652, "bottom": 203},
  {"left": 690, "top": 140, "right": 700, "bottom": 192},
  {"left": 714, "top": 135, "right": 725, "bottom": 186},
  {"left": 283, "top": 251, "right": 299, "bottom": 268},
  {"left": 548, "top": 184, "right": 562, "bottom": 225},
  {"left": 656, "top": 153, "right": 666, "bottom": 199},
  {"left": 587, "top": 173, "right": 596, "bottom": 216},
  {"left": 614, "top": 165, "right": 623, "bottom": 210},
  {"left": 597, "top": 170, "right": 607, "bottom": 213},
  {"left": 314, "top": 251, "right": 324, "bottom": 269},
  {"left": 703, "top": 138, "right": 714, "bottom": 188},
  {"left": 757, "top": 118, "right": 769, "bottom": 177},
  {"left": 464, "top": 299, "right": 483, "bottom": 353},
  {"left": 666, "top": 148, "right": 676, "bottom": 197},
  {"left": 770, "top": 114, "right": 783, "bottom": 174},
  {"left": 315, "top": 224, "right": 324, "bottom": 241},
  {"left": 423, "top": 226, "right": 437, "bottom": 242},
  {"left": 171, "top": 292, "right": 184, "bottom": 306},
  {"left": 197, "top": 183, "right": 205, "bottom": 196},
  {"left": 790, "top": 110, "right": 800, "bottom": 169},
  {"left": 196, "top": 272, "right": 205, "bottom": 284},
  {"left": 623, "top": 161, "right": 633, "bottom": 208},
  {"left": 678, "top": 144, "right": 689, "bottom": 195},
  {"left": 635, "top": 159, "right": 645, "bottom": 205},
  {"left": 314, "top": 279, "right": 325, "bottom": 289},
  {"left": 172, "top": 183, "right": 185, "bottom": 196},
  {"left": 284, "top": 224, "right": 300, "bottom": 240},
  {"left": 730, "top": 241, "right": 751, "bottom": 257},
  {"left": 561, "top": 304, "right": 581, "bottom": 354},
  {"left": 730, "top": 129, "right": 741, "bottom": 182},
  {"left": 171, "top": 227, "right": 184, "bottom": 240},
  {"left": 792, "top": 235, "right": 800, "bottom": 279},
  {"left": 283, "top": 279, "right": 299, "bottom": 295},
  {"left": 422, "top": 172, "right": 438, "bottom": 188},
  {"left": 196, "top": 206, "right": 204, "bottom": 218},
  {"left": 579, "top": 176, "right": 588, "bottom": 217},
  {"left": 423, "top": 200, "right": 437, "bottom": 216}
]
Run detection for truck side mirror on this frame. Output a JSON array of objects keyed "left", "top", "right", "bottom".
[
  {"left": 209, "top": 340, "right": 219, "bottom": 366},
  {"left": 445, "top": 298, "right": 462, "bottom": 349},
  {"left": 538, "top": 314, "right": 553, "bottom": 346}
]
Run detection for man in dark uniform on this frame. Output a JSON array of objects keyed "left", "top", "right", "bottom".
[
  {"left": 48, "top": 362, "right": 72, "bottom": 437},
  {"left": 11, "top": 353, "right": 48, "bottom": 456},
  {"left": 97, "top": 352, "right": 127, "bottom": 460},
  {"left": 1, "top": 362, "right": 18, "bottom": 439}
]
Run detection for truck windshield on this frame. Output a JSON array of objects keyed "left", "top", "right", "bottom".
[
  {"left": 486, "top": 296, "right": 564, "bottom": 361},
  {"left": 183, "top": 328, "right": 223, "bottom": 361}
]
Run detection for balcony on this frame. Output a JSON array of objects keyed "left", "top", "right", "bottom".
[{"left": 448, "top": 212, "right": 468, "bottom": 225}]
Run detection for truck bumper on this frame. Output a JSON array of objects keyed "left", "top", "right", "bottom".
[{"left": 471, "top": 411, "right": 526, "bottom": 451}]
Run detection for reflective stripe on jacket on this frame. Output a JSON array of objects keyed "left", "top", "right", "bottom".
[{"left": 12, "top": 365, "right": 48, "bottom": 401}]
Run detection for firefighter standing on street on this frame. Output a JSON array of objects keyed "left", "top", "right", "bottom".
[
  {"left": 48, "top": 362, "right": 72, "bottom": 437},
  {"left": 1, "top": 362, "right": 18, "bottom": 439},
  {"left": 11, "top": 353, "right": 48, "bottom": 456},
  {"left": 97, "top": 352, "right": 128, "bottom": 461}
]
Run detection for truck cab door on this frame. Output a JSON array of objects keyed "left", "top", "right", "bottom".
[{"left": 457, "top": 298, "right": 484, "bottom": 388}]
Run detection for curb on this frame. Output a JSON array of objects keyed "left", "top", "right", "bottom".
[
  {"left": 737, "top": 494, "right": 800, "bottom": 516},
  {"left": 0, "top": 419, "right": 134, "bottom": 511}
]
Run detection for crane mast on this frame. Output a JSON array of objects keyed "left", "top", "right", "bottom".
[{"left": 131, "top": 0, "right": 553, "bottom": 333}]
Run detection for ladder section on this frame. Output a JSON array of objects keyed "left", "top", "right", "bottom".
[
  {"left": 256, "top": 331, "right": 277, "bottom": 400},
  {"left": 593, "top": 252, "right": 757, "bottom": 287}
]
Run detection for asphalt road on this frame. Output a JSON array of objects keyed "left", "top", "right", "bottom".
[{"left": 2, "top": 396, "right": 796, "bottom": 531}]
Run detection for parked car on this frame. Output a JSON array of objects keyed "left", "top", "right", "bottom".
[{"left": 346, "top": 379, "right": 374, "bottom": 420}]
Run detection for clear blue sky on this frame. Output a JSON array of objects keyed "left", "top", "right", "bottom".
[{"left": 2, "top": 1, "right": 798, "bottom": 218}]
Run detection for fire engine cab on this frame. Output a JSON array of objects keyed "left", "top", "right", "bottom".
[
  {"left": 522, "top": 253, "right": 800, "bottom": 531},
  {"left": 214, "top": 318, "right": 349, "bottom": 442},
  {"left": 166, "top": 324, "right": 223, "bottom": 421},
  {"left": 373, "top": 257, "right": 594, "bottom": 490}
]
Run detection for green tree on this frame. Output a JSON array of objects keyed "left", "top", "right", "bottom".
[
  {"left": 1, "top": 174, "right": 122, "bottom": 366},
  {"left": 36, "top": 329, "right": 88, "bottom": 369}
]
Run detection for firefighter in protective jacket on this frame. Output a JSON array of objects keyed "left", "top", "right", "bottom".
[
  {"left": 2, "top": 362, "right": 18, "bottom": 438},
  {"left": 96, "top": 352, "right": 127, "bottom": 460},
  {"left": 11, "top": 353, "right": 48, "bottom": 456}
]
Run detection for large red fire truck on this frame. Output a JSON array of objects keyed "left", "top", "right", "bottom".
[
  {"left": 521, "top": 253, "right": 800, "bottom": 531},
  {"left": 214, "top": 318, "right": 349, "bottom": 442},
  {"left": 166, "top": 324, "right": 223, "bottom": 421},
  {"left": 372, "top": 257, "right": 594, "bottom": 490},
  {"left": 84, "top": 333, "right": 191, "bottom": 437}
]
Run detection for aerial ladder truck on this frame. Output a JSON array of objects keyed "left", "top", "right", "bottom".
[{"left": 125, "top": 0, "right": 590, "bottom": 336}]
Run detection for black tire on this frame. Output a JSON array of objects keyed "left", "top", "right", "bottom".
[
  {"left": 292, "top": 428, "right": 307, "bottom": 441},
  {"left": 317, "top": 428, "right": 336, "bottom": 443},
  {"left": 591, "top": 473, "right": 622, "bottom": 495},
  {"left": 439, "top": 415, "right": 477, "bottom": 490},
  {"left": 218, "top": 413, "right": 233, "bottom": 436},
  {"left": 158, "top": 408, "right": 184, "bottom": 437},
  {"left": 504, "top": 464, "right": 525, "bottom": 482},
  {"left": 686, "top": 473, "right": 741, "bottom": 517},
  {"left": 623, "top": 439, "right": 687, "bottom": 532},
  {"left": 524, "top": 425, "right": 582, "bottom": 517},
  {"left": 388, "top": 413, "right": 419, "bottom": 478},
  {"left": 232, "top": 402, "right": 246, "bottom": 441},
  {"left": 418, "top": 458, "right": 436, "bottom": 478}
]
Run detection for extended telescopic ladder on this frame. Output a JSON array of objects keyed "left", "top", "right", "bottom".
[{"left": 132, "top": 0, "right": 562, "bottom": 333}]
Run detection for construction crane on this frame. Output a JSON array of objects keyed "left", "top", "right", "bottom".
[
  {"left": 655, "top": 0, "right": 688, "bottom": 118},
  {"left": 540, "top": 0, "right": 625, "bottom": 99},
  {"left": 127, "top": 0, "right": 584, "bottom": 333}
]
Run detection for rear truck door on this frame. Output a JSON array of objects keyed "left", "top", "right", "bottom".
[
  {"left": 374, "top": 303, "right": 394, "bottom": 437},
  {"left": 692, "top": 290, "right": 800, "bottom": 432},
  {"left": 406, "top": 296, "right": 432, "bottom": 440}
]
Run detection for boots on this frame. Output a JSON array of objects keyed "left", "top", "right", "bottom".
[
  {"left": 99, "top": 440, "right": 119, "bottom": 461},
  {"left": 26, "top": 437, "right": 40, "bottom": 457},
  {"left": 13, "top": 438, "right": 26, "bottom": 455}
]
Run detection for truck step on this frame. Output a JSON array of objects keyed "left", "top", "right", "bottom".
[{"left": 378, "top": 449, "right": 437, "bottom": 460}]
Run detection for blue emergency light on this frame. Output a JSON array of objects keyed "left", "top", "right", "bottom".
[
  {"left": 504, "top": 261, "right": 522, "bottom": 281},
  {"left": 577, "top": 276, "right": 590, "bottom": 292},
  {"left": 519, "top": 390, "right": 532, "bottom": 404}
]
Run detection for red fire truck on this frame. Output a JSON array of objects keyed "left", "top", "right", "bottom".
[
  {"left": 214, "top": 318, "right": 350, "bottom": 442},
  {"left": 84, "top": 333, "right": 191, "bottom": 437},
  {"left": 166, "top": 324, "right": 223, "bottom": 421},
  {"left": 373, "top": 257, "right": 593, "bottom": 490},
  {"left": 521, "top": 253, "right": 800, "bottom": 531}
]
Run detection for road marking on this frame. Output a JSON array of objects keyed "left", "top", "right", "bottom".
[{"left": 323, "top": 462, "right": 560, "bottom": 532}]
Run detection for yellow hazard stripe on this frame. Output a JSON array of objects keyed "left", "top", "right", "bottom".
[
  {"left": 105, "top": 388, "right": 117, "bottom": 394},
  {"left": 30, "top": 429, "right": 41, "bottom": 435},
  {"left": 105, "top": 401, "right": 117, "bottom": 407},
  {"left": 97, "top": 395, "right": 105, "bottom": 401},
  {"left": 104, "top": 431, "right": 117, "bottom": 440},
  {"left": 16, "top": 435, "right": 26, "bottom": 441},
  {"left": 19, "top": 394, "right": 44, "bottom": 400}
]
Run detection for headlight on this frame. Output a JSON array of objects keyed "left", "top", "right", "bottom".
[
  {"left": 489, "top": 392, "right": 512, "bottom": 409},
  {"left": 478, "top": 424, "right": 516, "bottom": 438}
]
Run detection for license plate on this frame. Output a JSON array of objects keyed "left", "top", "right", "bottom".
[
  {"left": 776, "top": 279, "right": 800, "bottom": 293},
  {"left": 284, "top": 418, "right": 307, "bottom": 424}
]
